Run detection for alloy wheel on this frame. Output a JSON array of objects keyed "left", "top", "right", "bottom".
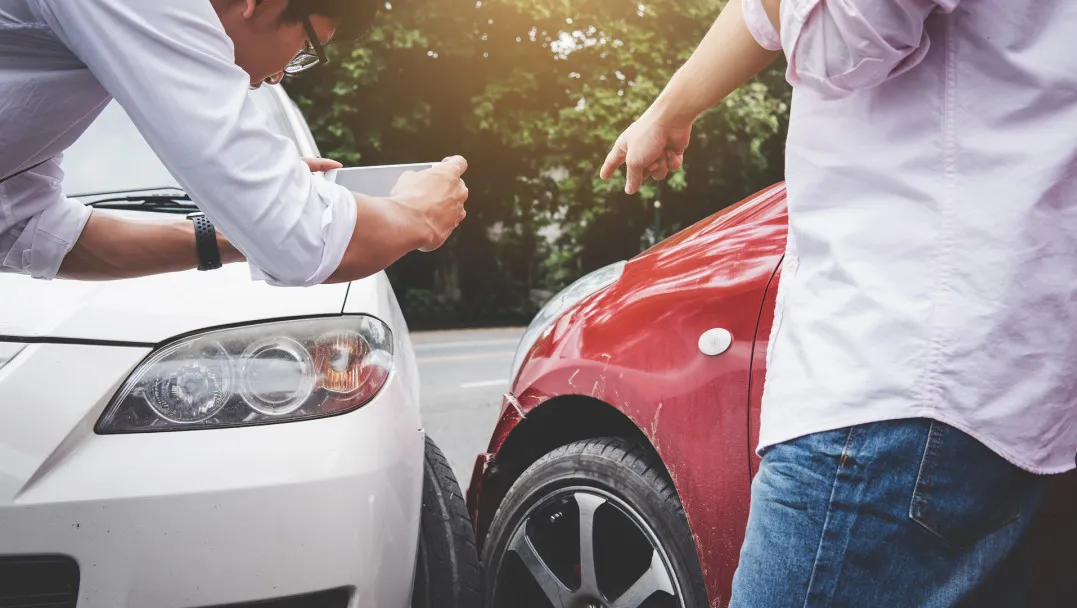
[{"left": 490, "top": 486, "right": 683, "bottom": 608}]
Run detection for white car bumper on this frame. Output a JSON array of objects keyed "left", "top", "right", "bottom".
[{"left": 0, "top": 342, "right": 424, "bottom": 608}]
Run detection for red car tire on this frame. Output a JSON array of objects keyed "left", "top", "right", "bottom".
[{"left": 481, "top": 437, "right": 708, "bottom": 608}]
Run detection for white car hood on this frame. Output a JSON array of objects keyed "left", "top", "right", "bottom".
[{"left": 0, "top": 263, "right": 349, "bottom": 344}]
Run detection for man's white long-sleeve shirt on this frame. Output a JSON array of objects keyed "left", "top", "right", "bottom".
[
  {"left": 742, "top": 0, "right": 1077, "bottom": 473},
  {"left": 0, "top": 0, "right": 356, "bottom": 286}
]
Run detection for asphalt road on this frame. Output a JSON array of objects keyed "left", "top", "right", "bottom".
[{"left": 413, "top": 327, "right": 526, "bottom": 489}]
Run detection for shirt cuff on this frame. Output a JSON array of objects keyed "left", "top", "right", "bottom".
[
  {"left": 2, "top": 198, "right": 92, "bottom": 280},
  {"left": 742, "top": 0, "right": 782, "bottom": 51},
  {"left": 248, "top": 178, "right": 357, "bottom": 288}
]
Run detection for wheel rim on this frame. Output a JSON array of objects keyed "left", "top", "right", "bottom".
[{"left": 490, "top": 485, "right": 683, "bottom": 608}]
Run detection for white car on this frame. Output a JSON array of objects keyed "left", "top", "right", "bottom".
[{"left": 0, "top": 86, "right": 479, "bottom": 608}]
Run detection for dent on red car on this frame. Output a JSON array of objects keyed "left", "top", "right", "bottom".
[{"left": 466, "top": 181, "right": 1077, "bottom": 606}]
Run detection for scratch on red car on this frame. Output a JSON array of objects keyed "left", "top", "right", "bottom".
[
  {"left": 689, "top": 530, "right": 712, "bottom": 604},
  {"left": 504, "top": 393, "right": 526, "bottom": 419},
  {"left": 519, "top": 392, "right": 544, "bottom": 410},
  {"left": 649, "top": 402, "right": 663, "bottom": 439}
]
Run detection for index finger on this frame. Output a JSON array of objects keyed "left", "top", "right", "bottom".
[{"left": 600, "top": 139, "right": 627, "bottom": 181}]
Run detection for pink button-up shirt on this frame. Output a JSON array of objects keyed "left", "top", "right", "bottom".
[{"left": 744, "top": 0, "right": 1077, "bottom": 473}]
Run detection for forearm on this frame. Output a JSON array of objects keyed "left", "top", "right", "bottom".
[
  {"left": 324, "top": 193, "right": 429, "bottom": 284},
  {"left": 325, "top": 158, "right": 468, "bottom": 283},
  {"left": 57, "top": 210, "right": 243, "bottom": 280},
  {"left": 647, "top": 0, "right": 780, "bottom": 125}
]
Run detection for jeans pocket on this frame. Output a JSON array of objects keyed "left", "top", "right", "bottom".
[{"left": 909, "top": 421, "right": 1033, "bottom": 550}]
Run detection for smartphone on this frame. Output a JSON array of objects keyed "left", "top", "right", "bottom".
[{"left": 323, "top": 162, "right": 438, "bottom": 197}]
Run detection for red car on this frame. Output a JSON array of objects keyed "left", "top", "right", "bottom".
[{"left": 467, "top": 183, "right": 1077, "bottom": 607}]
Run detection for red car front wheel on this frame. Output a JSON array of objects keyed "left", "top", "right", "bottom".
[{"left": 481, "top": 437, "right": 708, "bottom": 608}]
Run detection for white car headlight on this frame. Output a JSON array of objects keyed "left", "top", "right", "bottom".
[
  {"left": 96, "top": 316, "right": 393, "bottom": 433},
  {"left": 509, "top": 260, "right": 627, "bottom": 386}
]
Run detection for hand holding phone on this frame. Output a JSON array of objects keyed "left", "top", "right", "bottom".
[
  {"left": 389, "top": 157, "right": 469, "bottom": 252},
  {"left": 325, "top": 157, "right": 470, "bottom": 253}
]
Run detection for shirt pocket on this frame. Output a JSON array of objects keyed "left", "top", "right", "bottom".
[{"left": 908, "top": 421, "right": 1035, "bottom": 549}]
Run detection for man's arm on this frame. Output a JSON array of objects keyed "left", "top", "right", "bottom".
[
  {"left": 57, "top": 211, "right": 244, "bottom": 281},
  {"left": 37, "top": 0, "right": 464, "bottom": 288},
  {"left": 56, "top": 157, "right": 468, "bottom": 282},
  {"left": 601, "top": 0, "right": 780, "bottom": 193},
  {"left": 646, "top": 0, "right": 780, "bottom": 129}
]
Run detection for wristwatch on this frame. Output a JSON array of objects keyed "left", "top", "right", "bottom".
[{"left": 187, "top": 211, "right": 222, "bottom": 271}]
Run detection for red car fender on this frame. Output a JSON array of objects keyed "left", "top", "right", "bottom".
[{"left": 470, "top": 184, "right": 790, "bottom": 603}]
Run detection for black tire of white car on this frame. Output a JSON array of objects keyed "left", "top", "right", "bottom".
[
  {"left": 412, "top": 436, "right": 482, "bottom": 608},
  {"left": 481, "top": 437, "right": 709, "bottom": 608}
]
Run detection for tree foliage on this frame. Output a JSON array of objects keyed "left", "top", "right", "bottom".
[{"left": 284, "top": 0, "right": 790, "bottom": 327}]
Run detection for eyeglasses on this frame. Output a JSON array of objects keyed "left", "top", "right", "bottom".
[{"left": 284, "top": 17, "right": 328, "bottom": 75}]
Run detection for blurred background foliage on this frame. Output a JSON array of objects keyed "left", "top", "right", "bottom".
[{"left": 284, "top": 0, "right": 790, "bottom": 329}]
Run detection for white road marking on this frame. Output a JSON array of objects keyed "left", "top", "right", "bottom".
[
  {"left": 459, "top": 379, "right": 508, "bottom": 389},
  {"left": 417, "top": 351, "right": 517, "bottom": 364},
  {"left": 413, "top": 338, "right": 521, "bottom": 351}
]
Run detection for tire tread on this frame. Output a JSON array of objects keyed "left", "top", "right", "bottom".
[{"left": 415, "top": 436, "right": 481, "bottom": 608}]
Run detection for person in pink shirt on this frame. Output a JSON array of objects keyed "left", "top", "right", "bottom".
[{"left": 603, "top": 0, "right": 1077, "bottom": 605}]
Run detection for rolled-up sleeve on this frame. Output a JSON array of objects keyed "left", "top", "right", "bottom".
[
  {"left": 775, "top": 0, "right": 960, "bottom": 99},
  {"left": 742, "top": 0, "right": 782, "bottom": 51},
  {"left": 0, "top": 156, "right": 92, "bottom": 280},
  {"left": 36, "top": 0, "right": 356, "bottom": 287}
]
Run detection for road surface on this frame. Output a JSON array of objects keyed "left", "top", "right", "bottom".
[{"left": 413, "top": 327, "right": 525, "bottom": 489}]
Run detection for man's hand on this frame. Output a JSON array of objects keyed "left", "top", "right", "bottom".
[
  {"left": 600, "top": 0, "right": 780, "bottom": 195},
  {"left": 601, "top": 113, "right": 693, "bottom": 195},
  {"left": 388, "top": 156, "right": 469, "bottom": 252},
  {"left": 324, "top": 156, "right": 470, "bottom": 283},
  {"left": 303, "top": 154, "right": 469, "bottom": 252}
]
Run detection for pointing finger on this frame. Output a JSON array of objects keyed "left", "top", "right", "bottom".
[{"left": 600, "top": 138, "right": 628, "bottom": 181}]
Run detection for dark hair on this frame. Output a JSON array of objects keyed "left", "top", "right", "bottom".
[{"left": 281, "top": 0, "right": 381, "bottom": 40}]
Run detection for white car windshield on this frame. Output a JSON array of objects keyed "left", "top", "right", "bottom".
[{"left": 62, "top": 88, "right": 297, "bottom": 197}]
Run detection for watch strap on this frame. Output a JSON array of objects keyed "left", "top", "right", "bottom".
[{"left": 188, "top": 212, "right": 222, "bottom": 271}]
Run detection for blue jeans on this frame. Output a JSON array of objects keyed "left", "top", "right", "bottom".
[{"left": 729, "top": 418, "right": 1047, "bottom": 607}]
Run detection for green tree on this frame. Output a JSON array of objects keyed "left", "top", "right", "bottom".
[{"left": 285, "top": 0, "right": 789, "bottom": 328}]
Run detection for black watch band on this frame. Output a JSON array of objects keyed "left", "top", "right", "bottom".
[{"left": 187, "top": 212, "right": 222, "bottom": 271}]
